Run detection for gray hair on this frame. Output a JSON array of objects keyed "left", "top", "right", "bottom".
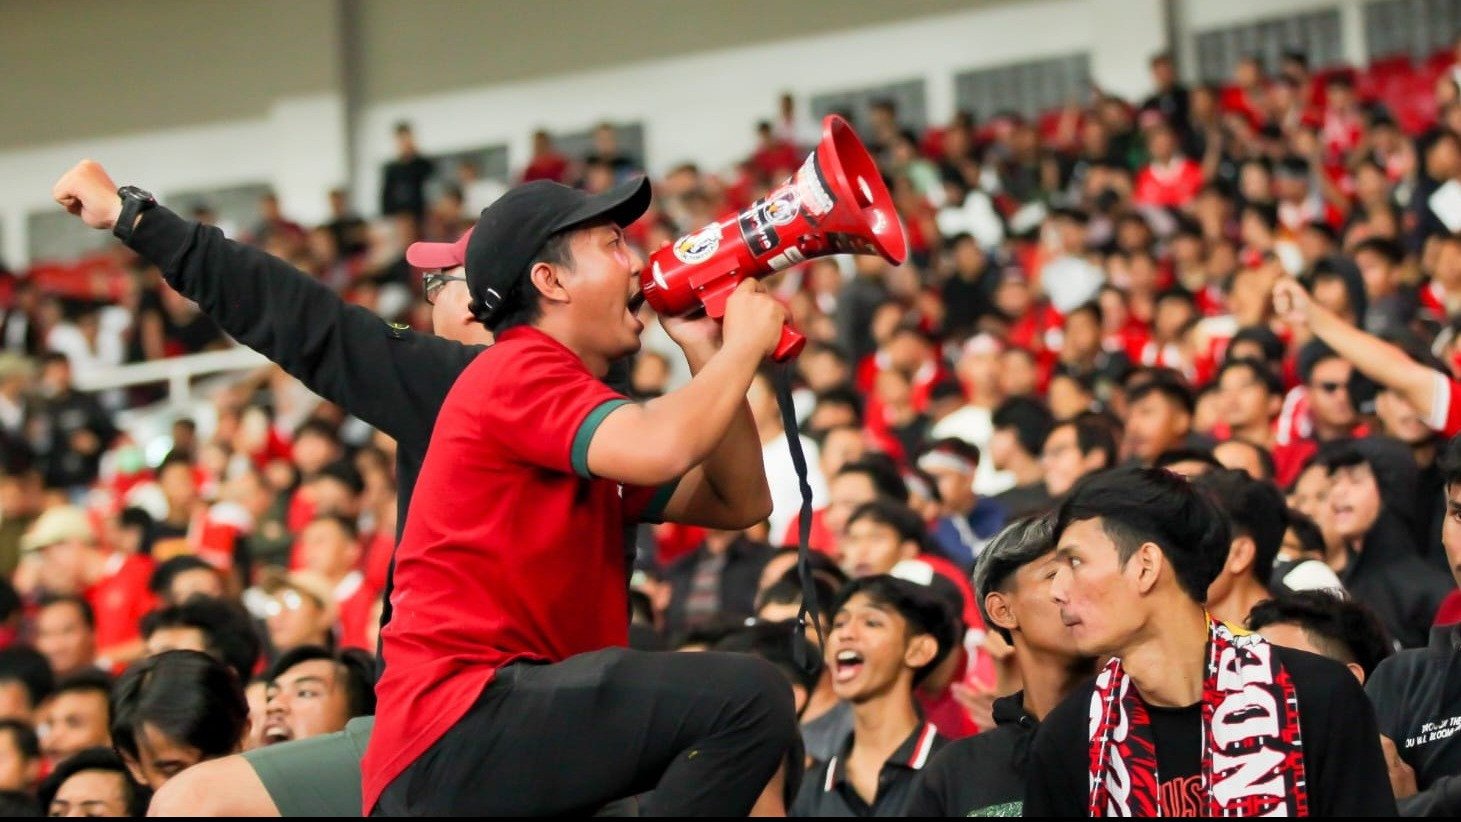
[{"left": 971, "top": 515, "right": 1058, "bottom": 635}]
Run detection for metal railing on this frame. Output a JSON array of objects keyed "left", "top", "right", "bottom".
[{"left": 72, "top": 346, "right": 269, "bottom": 408}]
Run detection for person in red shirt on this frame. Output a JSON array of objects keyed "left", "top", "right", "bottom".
[
  {"left": 364, "top": 178, "right": 800, "bottom": 816},
  {"left": 1133, "top": 122, "right": 1204, "bottom": 208},
  {"left": 519, "top": 129, "right": 571, "bottom": 184},
  {"left": 296, "top": 515, "right": 377, "bottom": 651},
  {"left": 16, "top": 506, "right": 155, "bottom": 672}
]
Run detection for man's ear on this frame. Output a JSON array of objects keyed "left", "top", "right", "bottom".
[
  {"left": 1226, "top": 535, "right": 1256, "bottom": 577},
  {"left": 529, "top": 261, "right": 570, "bottom": 307},
  {"left": 984, "top": 590, "right": 1018, "bottom": 636},
  {"left": 904, "top": 633, "right": 938, "bottom": 672},
  {"left": 1134, "top": 541, "right": 1163, "bottom": 595}
]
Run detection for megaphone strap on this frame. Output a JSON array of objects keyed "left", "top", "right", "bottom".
[{"left": 771, "top": 362, "right": 825, "bottom": 673}]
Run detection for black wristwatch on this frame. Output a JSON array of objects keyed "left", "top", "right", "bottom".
[{"left": 113, "top": 185, "right": 157, "bottom": 243}]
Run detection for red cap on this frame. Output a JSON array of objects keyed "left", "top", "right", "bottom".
[{"left": 405, "top": 227, "right": 474, "bottom": 270}]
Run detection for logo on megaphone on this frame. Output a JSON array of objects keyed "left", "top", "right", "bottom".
[{"left": 640, "top": 115, "right": 907, "bottom": 362}]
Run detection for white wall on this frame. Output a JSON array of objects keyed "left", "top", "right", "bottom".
[
  {"left": 1180, "top": 0, "right": 1370, "bottom": 67},
  {"left": 5, "top": 0, "right": 1166, "bottom": 268}
]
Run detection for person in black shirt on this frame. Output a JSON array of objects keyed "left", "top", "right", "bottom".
[
  {"left": 906, "top": 515, "right": 1094, "bottom": 817},
  {"left": 1025, "top": 466, "right": 1396, "bottom": 816},
  {"left": 52, "top": 160, "right": 489, "bottom": 815},
  {"left": 790, "top": 575, "right": 959, "bottom": 817},
  {"left": 379, "top": 122, "right": 436, "bottom": 222},
  {"left": 1366, "top": 434, "right": 1461, "bottom": 815}
]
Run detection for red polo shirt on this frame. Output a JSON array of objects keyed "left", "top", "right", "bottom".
[{"left": 361, "top": 327, "right": 675, "bottom": 812}]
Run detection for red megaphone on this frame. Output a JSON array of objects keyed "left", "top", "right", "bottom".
[{"left": 639, "top": 115, "right": 907, "bottom": 361}]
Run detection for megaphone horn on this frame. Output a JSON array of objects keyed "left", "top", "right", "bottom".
[{"left": 640, "top": 115, "right": 908, "bottom": 362}]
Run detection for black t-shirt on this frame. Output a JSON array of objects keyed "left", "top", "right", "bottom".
[
  {"left": 1024, "top": 645, "right": 1398, "bottom": 816},
  {"left": 903, "top": 693, "right": 1034, "bottom": 817},
  {"left": 1149, "top": 703, "right": 1203, "bottom": 816}
]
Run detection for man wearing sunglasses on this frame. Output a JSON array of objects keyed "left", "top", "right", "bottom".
[{"left": 50, "top": 162, "right": 491, "bottom": 815}]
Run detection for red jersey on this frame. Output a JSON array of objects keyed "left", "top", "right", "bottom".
[
  {"left": 1133, "top": 158, "right": 1205, "bottom": 208},
  {"left": 1427, "top": 370, "right": 1461, "bottom": 438},
  {"left": 361, "top": 327, "right": 674, "bottom": 812},
  {"left": 85, "top": 553, "right": 157, "bottom": 654}
]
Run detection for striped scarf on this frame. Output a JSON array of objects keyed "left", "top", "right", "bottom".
[{"left": 1087, "top": 617, "right": 1308, "bottom": 816}]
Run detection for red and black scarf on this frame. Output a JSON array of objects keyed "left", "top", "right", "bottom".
[{"left": 1087, "top": 617, "right": 1309, "bottom": 816}]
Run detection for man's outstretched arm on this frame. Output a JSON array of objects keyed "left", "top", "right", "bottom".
[{"left": 52, "top": 160, "right": 472, "bottom": 436}]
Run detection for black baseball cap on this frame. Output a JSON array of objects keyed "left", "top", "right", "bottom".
[{"left": 460, "top": 176, "right": 652, "bottom": 325}]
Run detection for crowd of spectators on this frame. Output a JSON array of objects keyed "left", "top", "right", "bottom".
[{"left": 8, "top": 38, "right": 1461, "bottom": 814}]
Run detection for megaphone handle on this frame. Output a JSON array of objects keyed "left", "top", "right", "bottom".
[{"left": 771, "top": 323, "right": 806, "bottom": 362}]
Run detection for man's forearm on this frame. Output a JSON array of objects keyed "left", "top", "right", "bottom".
[
  {"left": 684, "top": 347, "right": 770, "bottom": 514},
  {"left": 1307, "top": 305, "right": 1436, "bottom": 412}
]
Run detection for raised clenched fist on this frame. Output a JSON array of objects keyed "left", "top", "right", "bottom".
[{"left": 52, "top": 160, "right": 123, "bottom": 231}]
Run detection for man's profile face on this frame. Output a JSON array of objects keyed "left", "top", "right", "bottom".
[
  {"left": 558, "top": 223, "right": 645, "bottom": 361},
  {"left": 1049, "top": 517, "right": 1147, "bottom": 657}
]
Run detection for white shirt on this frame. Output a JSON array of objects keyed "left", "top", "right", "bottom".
[{"left": 762, "top": 433, "right": 829, "bottom": 543}]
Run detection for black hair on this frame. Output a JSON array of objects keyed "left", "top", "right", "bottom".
[
  {"left": 35, "top": 747, "right": 149, "bottom": 817},
  {"left": 1228, "top": 325, "right": 1285, "bottom": 365},
  {"left": 292, "top": 418, "right": 341, "bottom": 446},
  {"left": 1126, "top": 372, "right": 1196, "bottom": 415},
  {"left": 1216, "top": 356, "right": 1283, "bottom": 397},
  {"left": 1241, "top": 202, "right": 1280, "bottom": 232},
  {"left": 313, "top": 459, "right": 364, "bottom": 496},
  {"left": 1296, "top": 339, "right": 1346, "bottom": 385},
  {"left": 1442, "top": 432, "right": 1461, "bottom": 489},
  {"left": 1153, "top": 447, "right": 1222, "bottom": 473},
  {"left": 0, "top": 789, "right": 38, "bottom": 816},
  {"left": 1352, "top": 236, "right": 1403, "bottom": 266},
  {"left": 760, "top": 547, "right": 849, "bottom": 587},
  {"left": 1065, "top": 411, "right": 1121, "bottom": 467},
  {"left": 305, "top": 511, "right": 360, "bottom": 542},
  {"left": 918, "top": 437, "right": 981, "bottom": 470},
  {"left": 155, "top": 452, "right": 194, "bottom": 479},
  {"left": 110, "top": 650, "right": 248, "bottom": 768},
  {"left": 1284, "top": 508, "right": 1327, "bottom": 557},
  {"left": 756, "top": 569, "right": 841, "bottom": 627},
  {"left": 992, "top": 397, "right": 1055, "bottom": 458},
  {"left": 266, "top": 646, "right": 376, "bottom": 719},
  {"left": 139, "top": 596, "right": 261, "bottom": 683},
  {"left": 51, "top": 669, "right": 112, "bottom": 714},
  {"left": 1055, "top": 466, "right": 1232, "bottom": 603},
  {"left": 972, "top": 516, "right": 1058, "bottom": 642},
  {"left": 1065, "top": 299, "right": 1103, "bottom": 327},
  {"left": 1247, "top": 590, "right": 1393, "bottom": 677},
  {"left": 0, "top": 577, "right": 20, "bottom": 626},
  {"left": 713, "top": 620, "right": 821, "bottom": 695},
  {"left": 1192, "top": 469, "right": 1285, "bottom": 586},
  {"left": 835, "top": 456, "right": 909, "bottom": 504},
  {"left": 831, "top": 575, "right": 960, "bottom": 685},
  {"left": 35, "top": 594, "right": 95, "bottom": 630},
  {"left": 670, "top": 615, "right": 747, "bottom": 651},
  {"left": 813, "top": 385, "right": 866, "bottom": 424},
  {"left": 845, "top": 499, "right": 927, "bottom": 545},
  {"left": 147, "top": 555, "right": 219, "bottom": 598},
  {"left": 1215, "top": 437, "right": 1277, "bottom": 481},
  {"left": 0, "top": 647, "right": 54, "bottom": 710},
  {"left": 485, "top": 229, "right": 576, "bottom": 333},
  {"left": 0, "top": 718, "right": 39, "bottom": 761}
]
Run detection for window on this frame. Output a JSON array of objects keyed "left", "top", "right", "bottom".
[
  {"left": 810, "top": 78, "right": 928, "bottom": 134},
  {"left": 1194, "top": 9, "right": 1344, "bottom": 83},
  {"left": 26, "top": 209, "right": 117, "bottom": 264},
  {"left": 166, "top": 183, "right": 275, "bottom": 242},
  {"left": 1367, "top": 0, "right": 1461, "bottom": 61},
  {"left": 953, "top": 54, "right": 1092, "bottom": 120},
  {"left": 554, "top": 122, "right": 646, "bottom": 169}
]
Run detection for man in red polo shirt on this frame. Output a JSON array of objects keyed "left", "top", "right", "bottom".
[{"left": 364, "top": 178, "right": 800, "bottom": 816}]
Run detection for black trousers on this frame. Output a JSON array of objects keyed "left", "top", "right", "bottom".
[{"left": 373, "top": 647, "right": 801, "bottom": 817}]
